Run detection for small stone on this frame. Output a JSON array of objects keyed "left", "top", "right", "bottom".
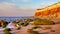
[
  {"left": 41, "top": 32, "right": 49, "bottom": 34},
  {"left": 50, "top": 30, "right": 55, "bottom": 32}
]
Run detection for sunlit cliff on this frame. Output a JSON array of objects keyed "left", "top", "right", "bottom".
[{"left": 35, "top": 2, "right": 60, "bottom": 21}]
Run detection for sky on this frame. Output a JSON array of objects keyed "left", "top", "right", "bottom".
[{"left": 0, "top": 0, "right": 60, "bottom": 16}]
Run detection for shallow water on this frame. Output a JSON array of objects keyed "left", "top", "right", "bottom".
[{"left": 6, "top": 22, "right": 15, "bottom": 28}]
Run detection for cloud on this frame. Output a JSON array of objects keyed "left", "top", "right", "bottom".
[
  {"left": 0, "top": 1, "right": 58, "bottom": 16},
  {"left": 21, "top": 0, "right": 30, "bottom": 3},
  {"left": 11, "top": 0, "right": 30, "bottom": 3},
  {"left": 34, "top": 2, "right": 58, "bottom": 9},
  {"left": 19, "top": 1, "right": 58, "bottom": 10},
  {"left": 0, "top": 2, "right": 34, "bottom": 16},
  {"left": 11, "top": 0, "right": 16, "bottom": 2}
]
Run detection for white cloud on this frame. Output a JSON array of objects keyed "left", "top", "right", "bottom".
[
  {"left": 0, "top": 2, "right": 34, "bottom": 16},
  {"left": 0, "top": 1, "right": 58, "bottom": 16},
  {"left": 11, "top": 0, "right": 30, "bottom": 3},
  {"left": 11, "top": 0, "right": 16, "bottom": 2},
  {"left": 34, "top": 2, "right": 58, "bottom": 9},
  {"left": 21, "top": 0, "right": 30, "bottom": 3},
  {"left": 19, "top": 1, "right": 58, "bottom": 10}
]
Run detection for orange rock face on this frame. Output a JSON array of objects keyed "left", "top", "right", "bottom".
[
  {"left": 50, "top": 7, "right": 60, "bottom": 14},
  {"left": 35, "top": 12, "right": 41, "bottom": 16},
  {"left": 35, "top": 2, "right": 60, "bottom": 16},
  {"left": 41, "top": 10, "right": 50, "bottom": 15}
]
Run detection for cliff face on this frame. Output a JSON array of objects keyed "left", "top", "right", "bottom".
[
  {"left": 35, "top": 2, "right": 60, "bottom": 16},
  {"left": 35, "top": 2, "right": 60, "bottom": 21}
]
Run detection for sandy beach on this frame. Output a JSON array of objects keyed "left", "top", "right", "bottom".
[{"left": 8, "top": 24, "right": 60, "bottom": 34}]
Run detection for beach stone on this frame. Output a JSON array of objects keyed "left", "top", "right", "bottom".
[{"left": 50, "top": 30, "right": 55, "bottom": 32}]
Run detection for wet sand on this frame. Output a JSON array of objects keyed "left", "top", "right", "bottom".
[{"left": 10, "top": 24, "right": 60, "bottom": 34}]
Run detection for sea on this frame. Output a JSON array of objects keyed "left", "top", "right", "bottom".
[
  {"left": 0, "top": 16, "right": 34, "bottom": 22},
  {"left": 0, "top": 16, "right": 34, "bottom": 29},
  {"left": 0, "top": 16, "right": 25, "bottom": 29}
]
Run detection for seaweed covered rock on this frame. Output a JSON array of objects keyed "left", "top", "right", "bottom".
[
  {"left": 33, "top": 18, "right": 55, "bottom": 25},
  {"left": 4, "top": 28, "right": 11, "bottom": 34},
  {"left": 0, "top": 20, "right": 9, "bottom": 28},
  {"left": 28, "top": 29, "right": 41, "bottom": 34}
]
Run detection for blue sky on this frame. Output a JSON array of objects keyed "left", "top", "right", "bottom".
[{"left": 0, "top": 0, "right": 60, "bottom": 16}]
